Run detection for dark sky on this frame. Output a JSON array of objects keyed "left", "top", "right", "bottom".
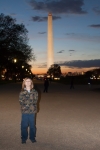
[{"left": 0, "top": 0, "right": 100, "bottom": 73}]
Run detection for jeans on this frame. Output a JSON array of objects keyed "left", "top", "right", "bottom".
[
  {"left": 43, "top": 86, "right": 48, "bottom": 92},
  {"left": 21, "top": 113, "right": 36, "bottom": 141}
]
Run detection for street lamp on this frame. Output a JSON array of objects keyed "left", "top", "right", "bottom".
[
  {"left": 22, "top": 66, "right": 24, "bottom": 68},
  {"left": 14, "top": 58, "right": 17, "bottom": 63},
  {"left": 13, "top": 58, "right": 17, "bottom": 82}
]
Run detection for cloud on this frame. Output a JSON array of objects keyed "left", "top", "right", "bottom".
[
  {"left": 38, "top": 63, "right": 47, "bottom": 68},
  {"left": 31, "top": 15, "right": 61, "bottom": 22},
  {"left": 89, "top": 24, "right": 100, "bottom": 28},
  {"left": 32, "top": 16, "right": 47, "bottom": 22},
  {"left": 10, "top": 13, "right": 16, "bottom": 16},
  {"left": 93, "top": 7, "right": 100, "bottom": 15},
  {"left": 30, "top": 0, "right": 87, "bottom": 15},
  {"left": 2, "top": 6, "right": 10, "bottom": 11},
  {"left": 66, "top": 33, "right": 75, "bottom": 35},
  {"left": 53, "top": 16, "right": 61, "bottom": 20},
  {"left": 57, "top": 59, "right": 100, "bottom": 68},
  {"left": 57, "top": 50, "right": 65, "bottom": 53},
  {"left": 36, "top": 59, "right": 100, "bottom": 69},
  {"left": 66, "top": 33, "right": 100, "bottom": 43},
  {"left": 69, "top": 50, "right": 75, "bottom": 52},
  {"left": 68, "top": 50, "right": 75, "bottom": 56},
  {"left": 38, "top": 32, "right": 46, "bottom": 34}
]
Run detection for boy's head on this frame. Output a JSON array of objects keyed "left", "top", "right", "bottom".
[{"left": 22, "top": 78, "right": 34, "bottom": 90}]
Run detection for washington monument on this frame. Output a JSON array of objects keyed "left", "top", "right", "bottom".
[{"left": 47, "top": 13, "right": 54, "bottom": 69}]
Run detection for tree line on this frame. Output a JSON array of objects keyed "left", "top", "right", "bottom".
[{"left": 0, "top": 13, "right": 35, "bottom": 80}]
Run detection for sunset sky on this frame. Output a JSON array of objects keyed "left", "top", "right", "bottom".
[{"left": 0, "top": 0, "right": 100, "bottom": 74}]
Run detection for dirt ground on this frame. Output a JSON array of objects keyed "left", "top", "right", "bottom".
[{"left": 0, "top": 80, "right": 100, "bottom": 150}]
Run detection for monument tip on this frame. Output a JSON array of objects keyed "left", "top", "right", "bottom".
[{"left": 48, "top": 12, "right": 52, "bottom": 16}]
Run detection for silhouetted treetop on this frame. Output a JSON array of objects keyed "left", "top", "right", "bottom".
[{"left": 0, "top": 13, "right": 35, "bottom": 69}]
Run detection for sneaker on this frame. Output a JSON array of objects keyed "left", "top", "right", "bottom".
[
  {"left": 22, "top": 140, "right": 26, "bottom": 144},
  {"left": 31, "top": 139, "right": 36, "bottom": 143}
]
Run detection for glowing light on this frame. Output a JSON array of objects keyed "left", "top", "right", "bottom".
[
  {"left": 54, "top": 77, "right": 60, "bottom": 80},
  {"left": 14, "top": 59, "right": 17, "bottom": 63},
  {"left": 22, "top": 66, "right": 24, "bottom": 68},
  {"left": 47, "top": 75, "right": 50, "bottom": 78}
]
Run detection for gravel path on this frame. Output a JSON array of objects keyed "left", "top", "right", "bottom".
[{"left": 0, "top": 81, "right": 100, "bottom": 150}]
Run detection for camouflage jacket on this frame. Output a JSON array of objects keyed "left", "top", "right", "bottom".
[{"left": 19, "top": 88, "right": 38, "bottom": 114}]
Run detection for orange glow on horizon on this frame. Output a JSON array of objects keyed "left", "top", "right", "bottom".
[
  {"left": 31, "top": 68, "right": 47, "bottom": 74},
  {"left": 31, "top": 67, "right": 96, "bottom": 74}
]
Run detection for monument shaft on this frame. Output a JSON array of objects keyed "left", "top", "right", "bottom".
[{"left": 47, "top": 13, "right": 54, "bottom": 69}]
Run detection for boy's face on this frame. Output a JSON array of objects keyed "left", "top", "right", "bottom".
[{"left": 25, "top": 79, "right": 31, "bottom": 87}]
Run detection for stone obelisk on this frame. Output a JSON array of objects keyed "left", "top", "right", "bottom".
[{"left": 47, "top": 13, "right": 54, "bottom": 69}]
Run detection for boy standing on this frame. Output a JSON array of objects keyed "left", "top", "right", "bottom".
[{"left": 19, "top": 78, "right": 38, "bottom": 144}]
